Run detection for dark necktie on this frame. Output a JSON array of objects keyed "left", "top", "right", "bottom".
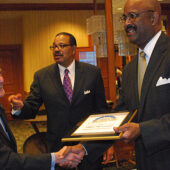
[
  {"left": 138, "top": 51, "right": 147, "bottom": 99},
  {"left": 63, "top": 69, "right": 73, "bottom": 103}
]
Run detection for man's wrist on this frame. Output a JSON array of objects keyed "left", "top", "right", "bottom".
[
  {"left": 81, "top": 144, "right": 88, "bottom": 155},
  {"left": 51, "top": 153, "right": 56, "bottom": 170},
  {"left": 11, "top": 109, "right": 21, "bottom": 116}
]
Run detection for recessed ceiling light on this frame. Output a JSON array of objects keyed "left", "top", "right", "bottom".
[{"left": 117, "top": 8, "right": 122, "bottom": 10}]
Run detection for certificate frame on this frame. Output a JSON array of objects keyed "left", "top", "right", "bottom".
[{"left": 62, "top": 110, "right": 137, "bottom": 142}]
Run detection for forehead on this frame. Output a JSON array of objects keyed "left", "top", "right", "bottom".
[
  {"left": 124, "top": 0, "right": 150, "bottom": 13},
  {"left": 54, "top": 35, "right": 70, "bottom": 44}
]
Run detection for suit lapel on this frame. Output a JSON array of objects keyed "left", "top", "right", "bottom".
[
  {"left": 138, "top": 33, "right": 167, "bottom": 119},
  {"left": 72, "top": 61, "right": 84, "bottom": 103},
  {"left": 48, "top": 64, "right": 63, "bottom": 89},
  {"left": 133, "top": 57, "right": 140, "bottom": 107},
  {"left": 0, "top": 106, "right": 17, "bottom": 150},
  {"left": 47, "top": 64, "right": 69, "bottom": 103}
]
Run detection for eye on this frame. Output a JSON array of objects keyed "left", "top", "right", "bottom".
[
  {"left": 129, "top": 12, "right": 138, "bottom": 19},
  {"left": 59, "top": 44, "right": 65, "bottom": 49},
  {"left": 120, "top": 14, "right": 127, "bottom": 22},
  {"left": 123, "top": 14, "right": 127, "bottom": 21}
]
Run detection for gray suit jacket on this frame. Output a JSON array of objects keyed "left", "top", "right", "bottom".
[
  {"left": 115, "top": 32, "right": 170, "bottom": 170},
  {"left": 0, "top": 106, "right": 51, "bottom": 170}
]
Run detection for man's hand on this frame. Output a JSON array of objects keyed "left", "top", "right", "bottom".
[
  {"left": 114, "top": 123, "right": 140, "bottom": 143},
  {"left": 103, "top": 146, "right": 114, "bottom": 164},
  {"left": 55, "top": 144, "right": 85, "bottom": 168},
  {"left": 8, "top": 93, "right": 24, "bottom": 110},
  {"left": 69, "top": 144, "right": 85, "bottom": 156}
]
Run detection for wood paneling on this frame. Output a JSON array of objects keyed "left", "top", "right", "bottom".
[
  {"left": 0, "top": 45, "right": 23, "bottom": 119},
  {"left": 97, "top": 57, "right": 109, "bottom": 100},
  {"left": 0, "top": 3, "right": 105, "bottom": 11},
  {"left": 0, "top": 17, "right": 22, "bottom": 45},
  {"left": 105, "top": 0, "right": 117, "bottom": 105},
  {"left": 161, "top": 3, "right": 170, "bottom": 36}
]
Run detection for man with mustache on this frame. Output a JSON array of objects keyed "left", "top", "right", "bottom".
[
  {"left": 0, "top": 68, "right": 83, "bottom": 170},
  {"left": 113, "top": 0, "right": 170, "bottom": 169},
  {"left": 9, "top": 32, "right": 112, "bottom": 170}
]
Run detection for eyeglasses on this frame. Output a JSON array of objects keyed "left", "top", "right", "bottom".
[
  {"left": 120, "top": 10, "right": 154, "bottom": 23},
  {"left": 49, "top": 44, "right": 72, "bottom": 50}
]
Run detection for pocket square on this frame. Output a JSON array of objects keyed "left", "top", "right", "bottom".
[
  {"left": 156, "top": 76, "right": 170, "bottom": 86},
  {"left": 84, "top": 90, "right": 91, "bottom": 95}
]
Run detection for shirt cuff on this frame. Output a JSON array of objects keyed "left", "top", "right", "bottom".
[
  {"left": 82, "top": 144, "right": 88, "bottom": 155},
  {"left": 51, "top": 153, "right": 56, "bottom": 170},
  {"left": 11, "top": 109, "right": 21, "bottom": 116}
]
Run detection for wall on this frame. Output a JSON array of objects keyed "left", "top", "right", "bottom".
[
  {"left": 0, "top": 16, "right": 22, "bottom": 44},
  {"left": 0, "top": 10, "right": 93, "bottom": 91}
]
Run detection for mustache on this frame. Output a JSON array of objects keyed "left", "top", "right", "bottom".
[
  {"left": 54, "top": 51, "right": 63, "bottom": 56},
  {"left": 125, "top": 24, "right": 137, "bottom": 33}
]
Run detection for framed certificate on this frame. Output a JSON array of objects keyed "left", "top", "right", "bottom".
[{"left": 62, "top": 110, "right": 137, "bottom": 142}]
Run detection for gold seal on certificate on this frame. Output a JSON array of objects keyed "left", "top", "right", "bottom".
[{"left": 62, "top": 111, "right": 137, "bottom": 142}]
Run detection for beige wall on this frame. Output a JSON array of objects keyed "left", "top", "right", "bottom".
[{"left": 0, "top": 10, "right": 93, "bottom": 91}]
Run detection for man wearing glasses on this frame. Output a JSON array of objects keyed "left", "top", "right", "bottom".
[
  {"left": 9, "top": 32, "right": 112, "bottom": 170},
  {"left": 113, "top": 0, "right": 170, "bottom": 169}
]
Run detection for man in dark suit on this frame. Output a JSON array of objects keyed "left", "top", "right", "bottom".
[
  {"left": 0, "top": 68, "right": 84, "bottom": 170},
  {"left": 113, "top": 0, "right": 170, "bottom": 169},
  {"left": 9, "top": 32, "right": 112, "bottom": 169}
]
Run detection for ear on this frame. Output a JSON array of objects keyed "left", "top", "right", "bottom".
[
  {"left": 72, "top": 45, "right": 77, "bottom": 56},
  {"left": 151, "top": 12, "right": 160, "bottom": 25}
]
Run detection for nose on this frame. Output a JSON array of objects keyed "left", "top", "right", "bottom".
[
  {"left": 124, "top": 17, "right": 132, "bottom": 25},
  {"left": 54, "top": 46, "right": 59, "bottom": 50}
]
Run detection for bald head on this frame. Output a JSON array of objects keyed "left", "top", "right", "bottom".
[
  {"left": 125, "top": 0, "right": 161, "bottom": 15},
  {"left": 123, "top": 0, "right": 162, "bottom": 48}
]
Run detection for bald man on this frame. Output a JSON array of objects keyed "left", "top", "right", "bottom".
[{"left": 113, "top": 0, "right": 170, "bottom": 169}]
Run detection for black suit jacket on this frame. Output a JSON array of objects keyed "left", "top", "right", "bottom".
[
  {"left": 115, "top": 32, "right": 170, "bottom": 170},
  {"left": 17, "top": 61, "right": 112, "bottom": 160},
  {"left": 0, "top": 106, "right": 51, "bottom": 170}
]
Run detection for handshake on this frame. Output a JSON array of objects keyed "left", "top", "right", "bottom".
[{"left": 54, "top": 144, "right": 85, "bottom": 169}]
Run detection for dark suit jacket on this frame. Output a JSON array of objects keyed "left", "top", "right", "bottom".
[
  {"left": 0, "top": 106, "right": 51, "bottom": 170},
  {"left": 115, "top": 32, "right": 170, "bottom": 170},
  {"left": 17, "top": 61, "right": 112, "bottom": 161}
]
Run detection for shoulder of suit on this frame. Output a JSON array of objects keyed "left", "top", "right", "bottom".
[
  {"left": 122, "top": 56, "right": 138, "bottom": 75},
  {"left": 78, "top": 61, "right": 100, "bottom": 71},
  {"left": 158, "top": 32, "right": 170, "bottom": 46},
  {"left": 0, "top": 105, "right": 5, "bottom": 114},
  {"left": 34, "top": 63, "right": 57, "bottom": 75}
]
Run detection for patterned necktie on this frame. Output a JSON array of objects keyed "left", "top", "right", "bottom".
[
  {"left": 138, "top": 51, "right": 147, "bottom": 99},
  {"left": 63, "top": 69, "right": 72, "bottom": 103}
]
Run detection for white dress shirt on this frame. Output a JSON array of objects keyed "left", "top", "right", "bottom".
[
  {"left": 138, "top": 30, "right": 162, "bottom": 65},
  {"left": 58, "top": 59, "right": 75, "bottom": 89}
]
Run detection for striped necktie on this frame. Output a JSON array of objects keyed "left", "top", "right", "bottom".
[
  {"left": 138, "top": 51, "right": 147, "bottom": 99},
  {"left": 63, "top": 69, "right": 73, "bottom": 103}
]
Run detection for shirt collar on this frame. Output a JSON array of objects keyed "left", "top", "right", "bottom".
[
  {"left": 58, "top": 60, "right": 75, "bottom": 75},
  {"left": 139, "top": 30, "right": 162, "bottom": 58}
]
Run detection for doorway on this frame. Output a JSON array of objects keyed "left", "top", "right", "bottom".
[{"left": 0, "top": 45, "right": 23, "bottom": 119}]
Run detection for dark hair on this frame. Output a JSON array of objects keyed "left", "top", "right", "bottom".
[{"left": 56, "top": 32, "right": 77, "bottom": 46}]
